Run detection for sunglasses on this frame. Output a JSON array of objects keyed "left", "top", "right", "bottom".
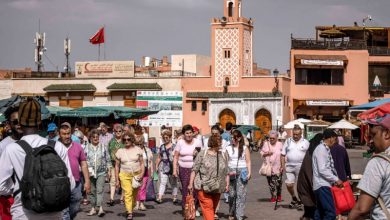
[
  {"left": 123, "top": 138, "right": 132, "bottom": 142},
  {"left": 115, "top": 130, "right": 123, "bottom": 133}
]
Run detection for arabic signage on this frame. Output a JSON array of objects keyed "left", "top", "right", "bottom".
[
  {"left": 301, "top": 59, "right": 344, "bottom": 66},
  {"left": 75, "top": 61, "right": 135, "bottom": 78},
  {"left": 137, "top": 91, "right": 183, "bottom": 127}
]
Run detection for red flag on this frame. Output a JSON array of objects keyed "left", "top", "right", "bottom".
[{"left": 89, "top": 27, "right": 104, "bottom": 44}]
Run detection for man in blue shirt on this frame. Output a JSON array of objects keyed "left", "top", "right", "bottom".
[{"left": 312, "top": 129, "right": 343, "bottom": 220}]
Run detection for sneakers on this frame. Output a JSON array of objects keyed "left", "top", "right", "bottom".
[
  {"left": 277, "top": 195, "right": 282, "bottom": 202},
  {"left": 87, "top": 208, "right": 97, "bottom": 216},
  {"left": 173, "top": 197, "right": 178, "bottom": 204},
  {"left": 134, "top": 202, "right": 139, "bottom": 211},
  {"left": 139, "top": 202, "right": 147, "bottom": 211},
  {"left": 270, "top": 197, "right": 276, "bottom": 203},
  {"left": 288, "top": 200, "right": 298, "bottom": 209},
  {"left": 195, "top": 210, "right": 201, "bottom": 217},
  {"left": 97, "top": 207, "right": 105, "bottom": 217}
]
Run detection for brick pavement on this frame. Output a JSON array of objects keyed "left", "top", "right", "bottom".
[{"left": 75, "top": 149, "right": 367, "bottom": 220}]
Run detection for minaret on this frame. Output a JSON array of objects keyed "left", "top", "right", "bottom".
[{"left": 211, "top": 0, "right": 254, "bottom": 88}]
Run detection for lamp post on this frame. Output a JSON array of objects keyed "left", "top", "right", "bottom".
[{"left": 272, "top": 68, "right": 279, "bottom": 96}]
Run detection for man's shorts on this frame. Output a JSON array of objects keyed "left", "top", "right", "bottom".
[{"left": 285, "top": 165, "right": 301, "bottom": 184}]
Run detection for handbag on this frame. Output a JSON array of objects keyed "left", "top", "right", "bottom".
[
  {"left": 331, "top": 181, "right": 355, "bottom": 215},
  {"left": 199, "top": 150, "right": 220, "bottom": 193},
  {"left": 184, "top": 192, "right": 196, "bottom": 220},
  {"left": 132, "top": 176, "right": 142, "bottom": 189},
  {"left": 240, "top": 168, "right": 248, "bottom": 183},
  {"left": 145, "top": 177, "right": 156, "bottom": 201},
  {"left": 259, "top": 142, "right": 273, "bottom": 176}
]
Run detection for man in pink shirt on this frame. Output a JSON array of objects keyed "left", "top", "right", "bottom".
[{"left": 59, "top": 122, "right": 91, "bottom": 220}]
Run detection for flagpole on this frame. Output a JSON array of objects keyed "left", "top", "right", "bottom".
[
  {"left": 98, "top": 44, "right": 101, "bottom": 61},
  {"left": 103, "top": 24, "right": 106, "bottom": 60}
]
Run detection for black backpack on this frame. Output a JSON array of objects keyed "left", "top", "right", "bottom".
[{"left": 14, "top": 140, "right": 71, "bottom": 213}]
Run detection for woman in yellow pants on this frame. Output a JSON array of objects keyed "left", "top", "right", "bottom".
[{"left": 115, "top": 131, "right": 145, "bottom": 220}]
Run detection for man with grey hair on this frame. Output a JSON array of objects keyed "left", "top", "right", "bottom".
[{"left": 281, "top": 125, "right": 309, "bottom": 210}]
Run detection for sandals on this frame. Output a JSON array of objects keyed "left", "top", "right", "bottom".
[
  {"left": 127, "top": 213, "right": 133, "bottom": 220},
  {"left": 106, "top": 199, "right": 115, "bottom": 206},
  {"left": 82, "top": 199, "right": 89, "bottom": 205},
  {"left": 155, "top": 198, "right": 162, "bottom": 204}
]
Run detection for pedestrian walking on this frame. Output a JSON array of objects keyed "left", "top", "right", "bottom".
[
  {"left": 0, "top": 105, "right": 22, "bottom": 220},
  {"left": 155, "top": 129, "right": 178, "bottom": 204},
  {"left": 188, "top": 135, "right": 229, "bottom": 220},
  {"left": 348, "top": 115, "right": 390, "bottom": 220},
  {"left": 330, "top": 139, "right": 351, "bottom": 182},
  {"left": 134, "top": 126, "right": 154, "bottom": 211},
  {"left": 107, "top": 124, "right": 125, "bottom": 206},
  {"left": 226, "top": 130, "right": 252, "bottom": 220},
  {"left": 280, "top": 125, "right": 309, "bottom": 210},
  {"left": 85, "top": 129, "right": 111, "bottom": 217},
  {"left": 0, "top": 98, "right": 75, "bottom": 219},
  {"left": 173, "top": 124, "right": 203, "bottom": 216},
  {"left": 99, "top": 122, "right": 113, "bottom": 148},
  {"left": 115, "top": 131, "right": 145, "bottom": 220},
  {"left": 312, "top": 129, "right": 343, "bottom": 220},
  {"left": 222, "top": 122, "right": 233, "bottom": 143},
  {"left": 297, "top": 133, "right": 324, "bottom": 220},
  {"left": 59, "top": 122, "right": 91, "bottom": 220},
  {"left": 260, "top": 130, "right": 283, "bottom": 203}
]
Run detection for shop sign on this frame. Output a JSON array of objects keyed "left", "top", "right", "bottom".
[
  {"left": 306, "top": 100, "right": 349, "bottom": 106},
  {"left": 301, "top": 59, "right": 344, "bottom": 66}
]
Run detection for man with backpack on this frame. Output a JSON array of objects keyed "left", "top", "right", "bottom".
[
  {"left": 58, "top": 122, "right": 90, "bottom": 220},
  {"left": 348, "top": 115, "right": 390, "bottom": 220},
  {"left": 0, "top": 98, "right": 75, "bottom": 220}
]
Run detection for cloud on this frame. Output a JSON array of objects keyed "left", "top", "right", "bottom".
[
  {"left": 7, "top": 0, "right": 41, "bottom": 10},
  {"left": 141, "top": 0, "right": 216, "bottom": 9}
]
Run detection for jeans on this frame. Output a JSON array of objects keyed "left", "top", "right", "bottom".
[
  {"left": 63, "top": 182, "right": 82, "bottom": 220},
  {"left": 90, "top": 175, "right": 106, "bottom": 208},
  {"left": 314, "top": 187, "right": 336, "bottom": 220}
]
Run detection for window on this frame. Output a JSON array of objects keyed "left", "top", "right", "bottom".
[
  {"left": 223, "top": 49, "right": 231, "bottom": 59},
  {"left": 225, "top": 77, "right": 230, "bottom": 86},
  {"left": 295, "top": 68, "right": 344, "bottom": 85},
  {"left": 191, "top": 101, "right": 197, "bottom": 111},
  {"left": 228, "top": 2, "right": 233, "bottom": 17},
  {"left": 369, "top": 65, "right": 390, "bottom": 93},
  {"left": 201, "top": 101, "right": 207, "bottom": 112}
]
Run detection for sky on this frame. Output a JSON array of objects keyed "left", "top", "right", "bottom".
[{"left": 0, "top": 0, "right": 389, "bottom": 73}]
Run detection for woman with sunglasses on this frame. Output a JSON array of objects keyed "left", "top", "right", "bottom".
[
  {"left": 115, "top": 131, "right": 145, "bottom": 220},
  {"left": 155, "top": 129, "right": 178, "bottom": 204},
  {"left": 133, "top": 126, "right": 154, "bottom": 211},
  {"left": 107, "top": 124, "right": 125, "bottom": 206},
  {"left": 85, "top": 129, "right": 111, "bottom": 217},
  {"left": 173, "top": 124, "right": 203, "bottom": 215},
  {"left": 260, "top": 130, "right": 283, "bottom": 203},
  {"left": 226, "top": 130, "right": 252, "bottom": 220}
]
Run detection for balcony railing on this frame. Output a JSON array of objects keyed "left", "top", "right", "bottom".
[
  {"left": 13, "top": 71, "right": 74, "bottom": 78},
  {"left": 291, "top": 38, "right": 367, "bottom": 50},
  {"left": 368, "top": 46, "right": 390, "bottom": 56}
]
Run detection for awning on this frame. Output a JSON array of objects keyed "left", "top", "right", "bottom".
[
  {"left": 43, "top": 84, "right": 96, "bottom": 92},
  {"left": 0, "top": 95, "right": 50, "bottom": 120},
  {"left": 55, "top": 106, "right": 159, "bottom": 119},
  {"left": 107, "top": 83, "right": 162, "bottom": 91},
  {"left": 295, "top": 55, "right": 348, "bottom": 68},
  {"left": 46, "top": 106, "right": 73, "bottom": 115},
  {"left": 186, "top": 92, "right": 281, "bottom": 99},
  {"left": 350, "top": 98, "right": 390, "bottom": 110}
]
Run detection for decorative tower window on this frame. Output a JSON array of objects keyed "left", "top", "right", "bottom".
[
  {"left": 228, "top": 2, "right": 234, "bottom": 17},
  {"left": 224, "top": 48, "right": 232, "bottom": 59}
]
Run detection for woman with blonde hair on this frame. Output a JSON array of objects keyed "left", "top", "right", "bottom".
[
  {"left": 133, "top": 126, "right": 153, "bottom": 211},
  {"left": 115, "top": 131, "right": 145, "bottom": 220}
]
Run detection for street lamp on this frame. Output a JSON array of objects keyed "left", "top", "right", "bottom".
[{"left": 272, "top": 68, "right": 279, "bottom": 96}]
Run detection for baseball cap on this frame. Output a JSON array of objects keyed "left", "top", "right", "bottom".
[
  {"left": 193, "top": 126, "right": 199, "bottom": 132},
  {"left": 323, "top": 129, "right": 338, "bottom": 139},
  {"left": 367, "top": 114, "right": 390, "bottom": 130},
  {"left": 47, "top": 123, "right": 57, "bottom": 132},
  {"left": 60, "top": 122, "right": 72, "bottom": 129},
  {"left": 18, "top": 97, "right": 41, "bottom": 127}
]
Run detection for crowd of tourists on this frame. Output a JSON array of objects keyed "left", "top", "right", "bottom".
[{"left": 0, "top": 98, "right": 389, "bottom": 220}]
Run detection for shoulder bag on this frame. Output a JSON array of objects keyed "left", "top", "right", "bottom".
[{"left": 259, "top": 142, "right": 272, "bottom": 176}]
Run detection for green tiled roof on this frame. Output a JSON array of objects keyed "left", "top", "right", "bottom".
[
  {"left": 186, "top": 92, "right": 281, "bottom": 99},
  {"left": 107, "top": 83, "right": 162, "bottom": 91},
  {"left": 43, "top": 84, "right": 96, "bottom": 92}
]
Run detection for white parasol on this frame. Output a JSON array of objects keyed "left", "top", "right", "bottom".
[
  {"left": 284, "top": 118, "right": 312, "bottom": 129},
  {"left": 328, "top": 119, "right": 359, "bottom": 130}
]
